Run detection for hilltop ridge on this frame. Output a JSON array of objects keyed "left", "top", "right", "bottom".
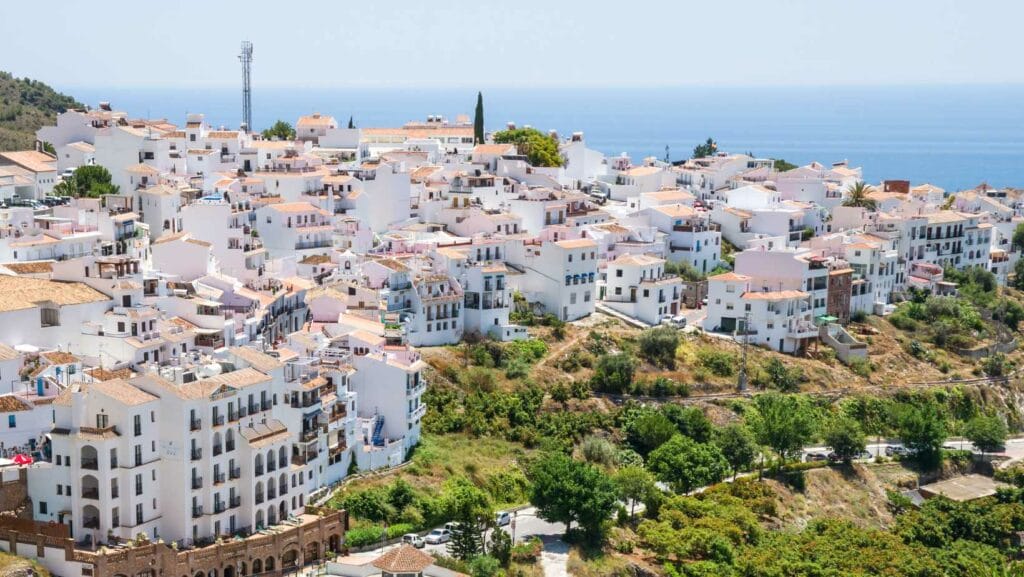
[{"left": 0, "top": 71, "right": 82, "bottom": 151}]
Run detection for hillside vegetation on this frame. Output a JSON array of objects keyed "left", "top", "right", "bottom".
[{"left": 0, "top": 71, "right": 83, "bottom": 151}]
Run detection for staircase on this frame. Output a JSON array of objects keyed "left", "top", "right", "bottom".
[{"left": 371, "top": 417, "right": 386, "bottom": 447}]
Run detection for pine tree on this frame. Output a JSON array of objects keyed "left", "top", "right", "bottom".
[
  {"left": 473, "top": 92, "right": 484, "bottom": 145},
  {"left": 446, "top": 521, "right": 482, "bottom": 560},
  {"left": 347, "top": 116, "right": 355, "bottom": 129}
]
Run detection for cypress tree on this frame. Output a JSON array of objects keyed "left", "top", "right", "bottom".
[
  {"left": 347, "top": 115, "right": 355, "bottom": 129},
  {"left": 473, "top": 92, "right": 484, "bottom": 144}
]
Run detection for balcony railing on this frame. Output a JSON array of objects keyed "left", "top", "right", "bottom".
[
  {"left": 230, "top": 496, "right": 241, "bottom": 508},
  {"left": 82, "top": 488, "right": 99, "bottom": 500},
  {"left": 213, "top": 445, "right": 223, "bottom": 457},
  {"left": 192, "top": 506, "right": 203, "bottom": 518},
  {"left": 192, "top": 477, "right": 203, "bottom": 490},
  {"left": 214, "top": 502, "right": 226, "bottom": 514},
  {"left": 212, "top": 415, "right": 225, "bottom": 427},
  {"left": 81, "top": 458, "right": 98, "bottom": 471},
  {"left": 190, "top": 418, "right": 201, "bottom": 431},
  {"left": 214, "top": 472, "right": 226, "bottom": 485},
  {"left": 229, "top": 467, "right": 241, "bottom": 480},
  {"left": 83, "top": 518, "right": 99, "bottom": 529},
  {"left": 191, "top": 448, "right": 202, "bottom": 461}
]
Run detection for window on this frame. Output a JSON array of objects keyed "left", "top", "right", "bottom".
[
  {"left": 136, "top": 503, "right": 143, "bottom": 525},
  {"left": 7, "top": 415, "right": 14, "bottom": 428},
  {"left": 615, "top": 269, "right": 622, "bottom": 277},
  {"left": 39, "top": 502, "right": 47, "bottom": 515},
  {"left": 134, "top": 415, "right": 141, "bottom": 436},
  {"left": 135, "top": 474, "right": 143, "bottom": 495},
  {"left": 57, "top": 485, "right": 63, "bottom": 495}
]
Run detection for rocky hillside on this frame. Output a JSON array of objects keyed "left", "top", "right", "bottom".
[
  {"left": 0, "top": 553, "right": 48, "bottom": 577},
  {"left": 0, "top": 72, "right": 82, "bottom": 151}
]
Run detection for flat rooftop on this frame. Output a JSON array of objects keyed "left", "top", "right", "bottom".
[{"left": 919, "top": 474, "right": 1008, "bottom": 502}]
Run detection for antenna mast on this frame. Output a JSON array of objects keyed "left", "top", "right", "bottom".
[{"left": 239, "top": 41, "right": 253, "bottom": 132}]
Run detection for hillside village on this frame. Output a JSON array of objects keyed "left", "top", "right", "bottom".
[{"left": 0, "top": 96, "right": 1023, "bottom": 577}]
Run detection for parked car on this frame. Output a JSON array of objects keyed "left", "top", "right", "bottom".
[
  {"left": 444, "top": 522, "right": 460, "bottom": 533},
  {"left": 885, "top": 445, "right": 908, "bottom": 457},
  {"left": 424, "top": 529, "right": 451, "bottom": 544},
  {"left": 805, "top": 452, "right": 829, "bottom": 462},
  {"left": 495, "top": 511, "right": 511, "bottom": 527},
  {"left": 402, "top": 533, "right": 425, "bottom": 549}
]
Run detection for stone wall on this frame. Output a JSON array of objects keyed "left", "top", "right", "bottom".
[
  {"left": 0, "top": 507, "right": 346, "bottom": 577},
  {"left": 0, "top": 469, "right": 30, "bottom": 519}
]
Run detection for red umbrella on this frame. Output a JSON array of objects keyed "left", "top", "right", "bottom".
[{"left": 12, "top": 454, "right": 33, "bottom": 465}]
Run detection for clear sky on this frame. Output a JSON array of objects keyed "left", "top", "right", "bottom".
[{"left": 3, "top": 0, "right": 1023, "bottom": 89}]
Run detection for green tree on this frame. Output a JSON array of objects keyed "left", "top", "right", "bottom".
[
  {"left": 964, "top": 414, "right": 1007, "bottom": 456},
  {"left": 52, "top": 165, "right": 119, "bottom": 198},
  {"left": 747, "top": 393, "right": 816, "bottom": 466},
  {"left": 693, "top": 137, "right": 717, "bottom": 159},
  {"left": 443, "top": 478, "right": 492, "bottom": 560},
  {"left": 648, "top": 434, "right": 728, "bottom": 494},
  {"left": 714, "top": 424, "right": 758, "bottom": 479},
  {"left": 661, "top": 404, "right": 714, "bottom": 443},
  {"left": 527, "top": 452, "right": 618, "bottom": 543},
  {"left": 488, "top": 529, "right": 512, "bottom": 566},
  {"left": 1013, "top": 222, "right": 1024, "bottom": 253},
  {"left": 473, "top": 91, "right": 484, "bottom": 145},
  {"left": 772, "top": 158, "right": 797, "bottom": 172},
  {"left": 590, "top": 353, "right": 637, "bottom": 394},
  {"left": 823, "top": 415, "right": 867, "bottom": 464},
  {"left": 759, "top": 358, "right": 803, "bottom": 392},
  {"left": 842, "top": 181, "right": 877, "bottom": 210},
  {"left": 492, "top": 128, "right": 562, "bottom": 167},
  {"left": 613, "top": 465, "right": 661, "bottom": 523},
  {"left": 347, "top": 115, "right": 355, "bottom": 129},
  {"left": 261, "top": 120, "right": 295, "bottom": 141},
  {"left": 638, "top": 326, "right": 680, "bottom": 368},
  {"left": 623, "top": 410, "right": 677, "bottom": 456},
  {"left": 896, "top": 401, "right": 947, "bottom": 463}
]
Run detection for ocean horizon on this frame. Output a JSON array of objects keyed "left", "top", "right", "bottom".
[{"left": 62, "top": 84, "right": 1024, "bottom": 192}]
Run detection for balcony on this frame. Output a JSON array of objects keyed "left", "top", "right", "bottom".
[
  {"left": 229, "top": 467, "right": 241, "bottom": 480},
  {"left": 192, "top": 477, "right": 203, "bottom": 490},
  {"left": 213, "top": 472, "right": 226, "bottom": 485},
  {"left": 228, "top": 411, "right": 239, "bottom": 423},
  {"left": 111, "top": 487, "right": 119, "bottom": 499},
  {"left": 81, "top": 458, "right": 98, "bottom": 471},
  {"left": 82, "top": 488, "right": 99, "bottom": 500},
  {"left": 226, "top": 441, "right": 235, "bottom": 452},
  {"left": 212, "top": 415, "right": 225, "bottom": 427},
  {"left": 300, "top": 428, "right": 319, "bottom": 443},
  {"left": 191, "top": 448, "right": 202, "bottom": 461},
  {"left": 214, "top": 502, "right": 226, "bottom": 514},
  {"left": 192, "top": 506, "right": 203, "bottom": 518},
  {"left": 230, "top": 496, "right": 241, "bottom": 509},
  {"left": 190, "top": 418, "right": 201, "bottom": 431},
  {"left": 255, "top": 465, "right": 264, "bottom": 476},
  {"left": 249, "top": 403, "right": 259, "bottom": 414},
  {"left": 213, "top": 445, "right": 223, "bottom": 457},
  {"left": 83, "top": 518, "right": 100, "bottom": 529},
  {"left": 255, "top": 494, "right": 264, "bottom": 505}
]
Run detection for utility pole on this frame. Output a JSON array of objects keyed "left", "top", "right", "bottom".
[
  {"left": 737, "top": 311, "right": 750, "bottom": 391},
  {"left": 239, "top": 41, "right": 253, "bottom": 132}
]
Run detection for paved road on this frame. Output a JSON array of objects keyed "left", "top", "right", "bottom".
[
  {"left": 347, "top": 507, "right": 570, "bottom": 575},
  {"left": 333, "top": 438, "right": 1024, "bottom": 577}
]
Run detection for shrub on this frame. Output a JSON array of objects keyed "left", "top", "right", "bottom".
[
  {"left": 345, "top": 525, "right": 385, "bottom": 548},
  {"left": 590, "top": 354, "right": 637, "bottom": 393},
  {"left": 510, "top": 537, "right": 543, "bottom": 563},
  {"left": 580, "top": 436, "right": 618, "bottom": 467},
  {"left": 469, "top": 555, "right": 502, "bottom": 577},
  {"left": 696, "top": 348, "right": 736, "bottom": 377},
  {"left": 848, "top": 357, "right": 873, "bottom": 378},
  {"left": 638, "top": 326, "right": 680, "bottom": 368}
]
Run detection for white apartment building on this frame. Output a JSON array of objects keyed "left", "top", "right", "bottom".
[
  {"left": 702, "top": 272, "right": 818, "bottom": 354},
  {"left": 507, "top": 238, "right": 598, "bottom": 321},
  {"left": 600, "top": 254, "right": 682, "bottom": 325}
]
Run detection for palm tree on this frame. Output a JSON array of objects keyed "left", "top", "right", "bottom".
[{"left": 842, "top": 181, "right": 877, "bottom": 210}]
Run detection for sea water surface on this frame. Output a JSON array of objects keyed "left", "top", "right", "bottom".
[{"left": 65, "top": 84, "right": 1024, "bottom": 192}]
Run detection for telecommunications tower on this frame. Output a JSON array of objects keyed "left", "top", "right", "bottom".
[{"left": 239, "top": 41, "right": 253, "bottom": 132}]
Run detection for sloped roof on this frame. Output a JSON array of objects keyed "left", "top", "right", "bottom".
[{"left": 372, "top": 545, "right": 434, "bottom": 573}]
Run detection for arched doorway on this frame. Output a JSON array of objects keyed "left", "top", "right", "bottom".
[
  {"left": 304, "top": 542, "right": 319, "bottom": 563},
  {"left": 223, "top": 566, "right": 234, "bottom": 577},
  {"left": 239, "top": 561, "right": 247, "bottom": 576},
  {"left": 328, "top": 534, "right": 340, "bottom": 554},
  {"left": 278, "top": 501, "right": 287, "bottom": 521},
  {"left": 264, "top": 557, "right": 275, "bottom": 572},
  {"left": 255, "top": 509, "right": 264, "bottom": 529},
  {"left": 252, "top": 560, "right": 262, "bottom": 575},
  {"left": 282, "top": 549, "right": 299, "bottom": 570}
]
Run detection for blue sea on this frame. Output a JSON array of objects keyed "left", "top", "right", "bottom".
[{"left": 64, "top": 84, "right": 1024, "bottom": 192}]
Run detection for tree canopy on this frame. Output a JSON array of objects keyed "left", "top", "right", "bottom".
[
  {"left": 526, "top": 452, "right": 617, "bottom": 543},
  {"left": 693, "top": 137, "right": 717, "bottom": 159},
  {"left": 261, "top": 120, "right": 295, "bottom": 141},
  {"left": 52, "top": 165, "right": 119, "bottom": 198},
  {"left": 492, "top": 128, "right": 562, "bottom": 167},
  {"left": 823, "top": 415, "right": 867, "bottom": 464},
  {"left": 648, "top": 434, "right": 728, "bottom": 494},
  {"left": 747, "top": 393, "right": 816, "bottom": 465},
  {"left": 842, "top": 181, "right": 877, "bottom": 210}
]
